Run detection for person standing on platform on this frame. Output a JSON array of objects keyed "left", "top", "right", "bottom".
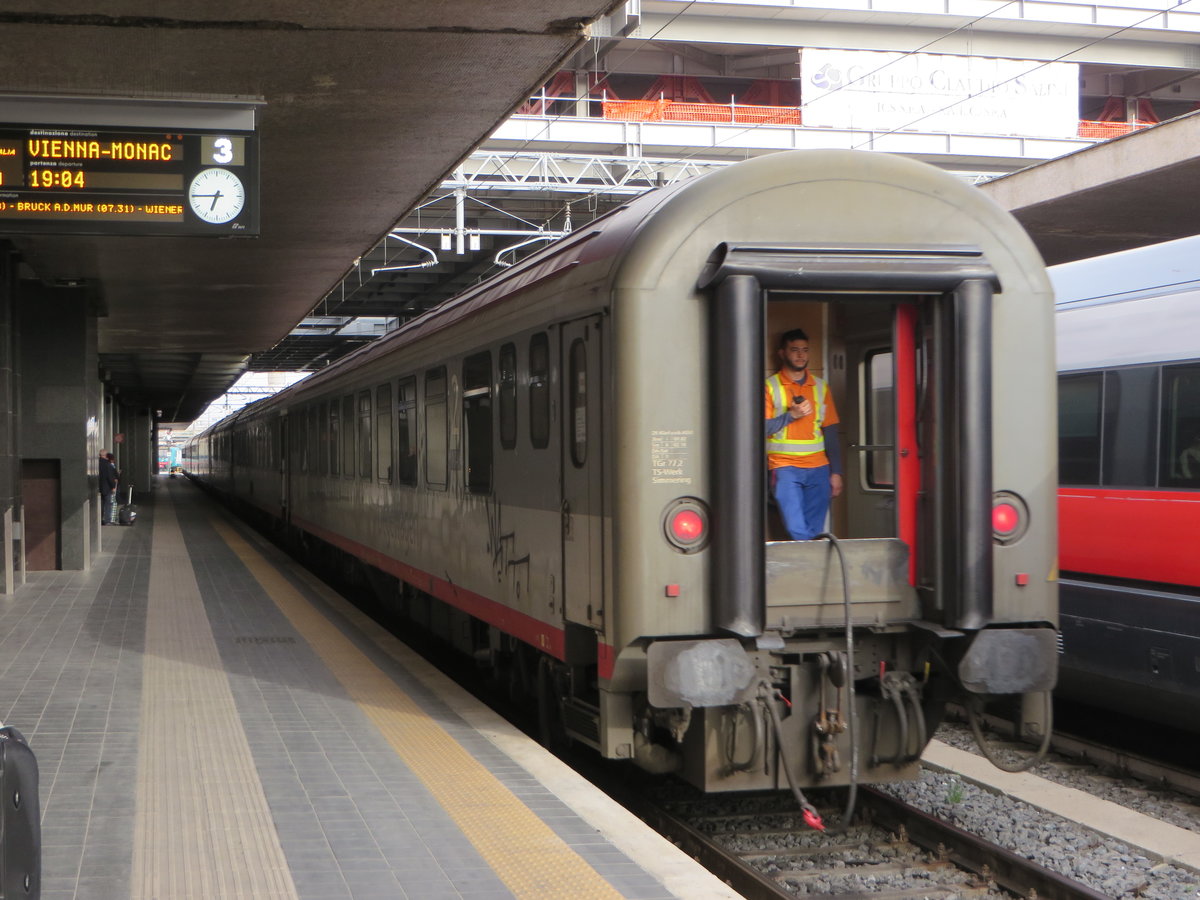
[
  {"left": 98, "top": 449, "right": 118, "bottom": 526},
  {"left": 764, "top": 329, "right": 844, "bottom": 540}
]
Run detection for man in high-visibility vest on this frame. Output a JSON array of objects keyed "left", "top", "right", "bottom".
[{"left": 764, "top": 328, "right": 844, "bottom": 540}]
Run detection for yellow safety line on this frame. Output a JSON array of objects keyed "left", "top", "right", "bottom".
[{"left": 209, "top": 516, "right": 624, "bottom": 900}]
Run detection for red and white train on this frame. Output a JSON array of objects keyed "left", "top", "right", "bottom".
[{"left": 1054, "top": 234, "right": 1200, "bottom": 729}]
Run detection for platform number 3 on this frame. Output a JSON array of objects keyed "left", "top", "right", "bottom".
[{"left": 211, "top": 138, "right": 234, "bottom": 165}]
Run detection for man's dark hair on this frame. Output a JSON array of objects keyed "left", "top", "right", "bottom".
[{"left": 778, "top": 328, "right": 809, "bottom": 349}]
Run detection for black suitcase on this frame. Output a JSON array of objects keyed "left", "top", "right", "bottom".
[
  {"left": 0, "top": 726, "right": 40, "bottom": 898},
  {"left": 117, "top": 486, "right": 136, "bottom": 526}
]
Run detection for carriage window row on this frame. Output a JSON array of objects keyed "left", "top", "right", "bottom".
[
  {"left": 239, "top": 421, "right": 279, "bottom": 472},
  {"left": 1057, "top": 362, "right": 1200, "bottom": 488},
  {"left": 291, "top": 331, "right": 557, "bottom": 491}
]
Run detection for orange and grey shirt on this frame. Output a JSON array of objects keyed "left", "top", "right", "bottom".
[{"left": 764, "top": 370, "right": 840, "bottom": 471}]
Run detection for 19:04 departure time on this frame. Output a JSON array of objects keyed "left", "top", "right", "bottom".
[{"left": 27, "top": 169, "right": 86, "bottom": 189}]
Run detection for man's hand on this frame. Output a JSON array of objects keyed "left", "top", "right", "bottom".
[
  {"left": 787, "top": 398, "right": 813, "bottom": 420},
  {"left": 830, "top": 473, "right": 844, "bottom": 498}
]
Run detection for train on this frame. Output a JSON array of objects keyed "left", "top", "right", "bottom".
[
  {"left": 1053, "top": 234, "right": 1200, "bottom": 730},
  {"left": 184, "top": 149, "right": 1059, "bottom": 799}
]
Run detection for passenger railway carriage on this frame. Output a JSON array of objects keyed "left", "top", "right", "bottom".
[
  {"left": 1053, "top": 235, "right": 1200, "bottom": 730},
  {"left": 186, "top": 149, "right": 1059, "bottom": 796}
]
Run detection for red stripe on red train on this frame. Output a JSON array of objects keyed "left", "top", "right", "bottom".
[{"left": 1059, "top": 488, "right": 1200, "bottom": 587}]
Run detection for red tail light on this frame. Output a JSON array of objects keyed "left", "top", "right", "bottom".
[
  {"left": 992, "top": 492, "right": 1027, "bottom": 544},
  {"left": 992, "top": 503, "right": 1019, "bottom": 535},
  {"left": 671, "top": 509, "right": 704, "bottom": 542},
  {"left": 663, "top": 498, "right": 709, "bottom": 553}
]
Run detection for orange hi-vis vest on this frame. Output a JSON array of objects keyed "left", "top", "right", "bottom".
[{"left": 766, "top": 372, "right": 828, "bottom": 463}]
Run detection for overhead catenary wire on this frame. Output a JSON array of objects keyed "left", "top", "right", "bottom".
[
  {"left": 850, "top": 0, "right": 1188, "bottom": 152},
  {"left": 502, "top": 0, "right": 1023, "bottom": 163},
  {"left": 564, "top": 0, "right": 1186, "bottom": 169},
  {"left": 303, "top": 2, "right": 1189, "bottom": 350}
]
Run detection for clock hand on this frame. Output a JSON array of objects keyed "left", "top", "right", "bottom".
[{"left": 210, "top": 189, "right": 223, "bottom": 212}]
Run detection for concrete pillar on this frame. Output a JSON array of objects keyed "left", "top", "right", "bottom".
[
  {"left": 128, "top": 407, "right": 153, "bottom": 496},
  {"left": 0, "top": 244, "right": 18, "bottom": 591},
  {"left": 109, "top": 402, "right": 152, "bottom": 495},
  {"left": 18, "top": 282, "right": 97, "bottom": 570}
]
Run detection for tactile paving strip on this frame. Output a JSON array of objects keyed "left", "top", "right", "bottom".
[
  {"left": 211, "top": 516, "right": 624, "bottom": 900},
  {"left": 132, "top": 491, "right": 299, "bottom": 900}
]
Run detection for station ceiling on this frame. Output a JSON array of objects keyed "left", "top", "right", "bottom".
[
  {"left": 0, "top": 2, "right": 617, "bottom": 424},
  {"left": 981, "top": 109, "right": 1200, "bottom": 267},
  {"left": 5, "top": 5, "right": 1197, "bottom": 429}
]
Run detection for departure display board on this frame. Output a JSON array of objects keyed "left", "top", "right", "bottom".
[{"left": 0, "top": 124, "right": 259, "bottom": 236}]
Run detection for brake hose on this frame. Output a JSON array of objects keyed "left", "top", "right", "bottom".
[
  {"left": 760, "top": 685, "right": 824, "bottom": 831},
  {"left": 966, "top": 689, "right": 1054, "bottom": 773},
  {"left": 817, "top": 532, "right": 858, "bottom": 830}
]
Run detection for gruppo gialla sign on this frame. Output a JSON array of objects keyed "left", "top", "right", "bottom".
[{"left": 800, "top": 49, "right": 1079, "bottom": 139}]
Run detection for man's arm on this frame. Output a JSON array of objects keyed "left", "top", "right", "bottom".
[
  {"left": 764, "top": 410, "right": 791, "bottom": 438},
  {"left": 823, "top": 423, "right": 843, "bottom": 476},
  {"left": 824, "top": 423, "right": 844, "bottom": 497}
]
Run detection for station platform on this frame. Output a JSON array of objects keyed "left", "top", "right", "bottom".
[{"left": 5, "top": 477, "right": 740, "bottom": 900}]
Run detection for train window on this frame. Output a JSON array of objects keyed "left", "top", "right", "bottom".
[
  {"left": 425, "top": 367, "right": 448, "bottom": 489},
  {"left": 1058, "top": 373, "right": 1102, "bottom": 486},
  {"left": 1160, "top": 364, "right": 1200, "bottom": 487},
  {"left": 530, "top": 332, "right": 550, "bottom": 449},
  {"left": 499, "top": 342, "right": 517, "bottom": 450},
  {"left": 329, "top": 400, "right": 340, "bottom": 476},
  {"left": 319, "top": 401, "right": 329, "bottom": 475},
  {"left": 863, "top": 350, "right": 895, "bottom": 489},
  {"left": 397, "top": 377, "right": 417, "bottom": 486},
  {"left": 463, "top": 351, "right": 493, "bottom": 493},
  {"left": 300, "top": 407, "right": 311, "bottom": 474},
  {"left": 342, "top": 395, "right": 356, "bottom": 479},
  {"left": 376, "top": 384, "right": 393, "bottom": 483},
  {"left": 358, "top": 391, "right": 373, "bottom": 479},
  {"left": 569, "top": 339, "right": 587, "bottom": 467},
  {"left": 1102, "top": 367, "right": 1158, "bottom": 488},
  {"left": 312, "top": 408, "right": 321, "bottom": 475}
]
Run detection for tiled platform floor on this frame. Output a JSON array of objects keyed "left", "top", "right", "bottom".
[{"left": 1, "top": 478, "right": 739, "bottom": 900}]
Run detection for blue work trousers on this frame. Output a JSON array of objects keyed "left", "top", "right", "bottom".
[{"left": 771, "top": 464, "right": 831, "bottom": 541}]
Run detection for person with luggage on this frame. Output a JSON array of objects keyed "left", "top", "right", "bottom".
[{"left": 98, "top": 449, "right": 118, "bottom": 526}]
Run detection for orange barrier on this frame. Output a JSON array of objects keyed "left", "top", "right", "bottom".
[
  {"left": 1076, "top": 120, "right": 1152, "bottom": 139},
  {"left": 600, "top": 104, "right": 1148, "bottom": 139},
  {"left": 603, "top": 99, "right": 801, "bottom": 126}
]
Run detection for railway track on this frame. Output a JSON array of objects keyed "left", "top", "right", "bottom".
[
  {"left": 602, "top": 775, "right": 1111, "bottom": 899},
  {"left": 944, "top": 708, "right": 1200, "bottom": 805}
]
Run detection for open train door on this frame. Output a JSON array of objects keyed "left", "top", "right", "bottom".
[
  {"left": 842, "top": 303, "right": 920, "bottom": 550},
  {"left": 560, "top": 315, "right": 605, "bottom": 629}
]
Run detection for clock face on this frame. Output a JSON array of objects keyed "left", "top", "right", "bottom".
[{"left": 188, "top": 168, "right": 246, "bottom": 224}]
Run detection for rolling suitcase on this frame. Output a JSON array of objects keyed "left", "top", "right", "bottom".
[
  {"left": 117, "top": 486, "right": 137, "bottom": 526},
  {"left": 0, "top": 725, "right": 40, "bottom": 898}
]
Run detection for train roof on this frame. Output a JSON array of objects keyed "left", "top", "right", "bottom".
[
  {"left": 193, "top": 148, "right": 1050, "bottom": 436},
  {"left": 1050, "top": 233, "right": 1200, "bottom": 309},
  {"left": 190, "top": 182, "right": 683, "bottom": 438},
  {"left": 1054, "top": 233, "right": 1200, "bottom": 372}
]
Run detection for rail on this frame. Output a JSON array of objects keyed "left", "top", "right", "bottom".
[{"left": 610, "top": 779, "right": 1113, "bottom": 899}]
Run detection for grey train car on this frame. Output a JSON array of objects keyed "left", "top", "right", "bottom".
[
  {"left": 186, "top": 150, "right": 1059, "bottom": 795},
  {"left": 1053, "top": 234, "right": 1200, "bottom": 730}
]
